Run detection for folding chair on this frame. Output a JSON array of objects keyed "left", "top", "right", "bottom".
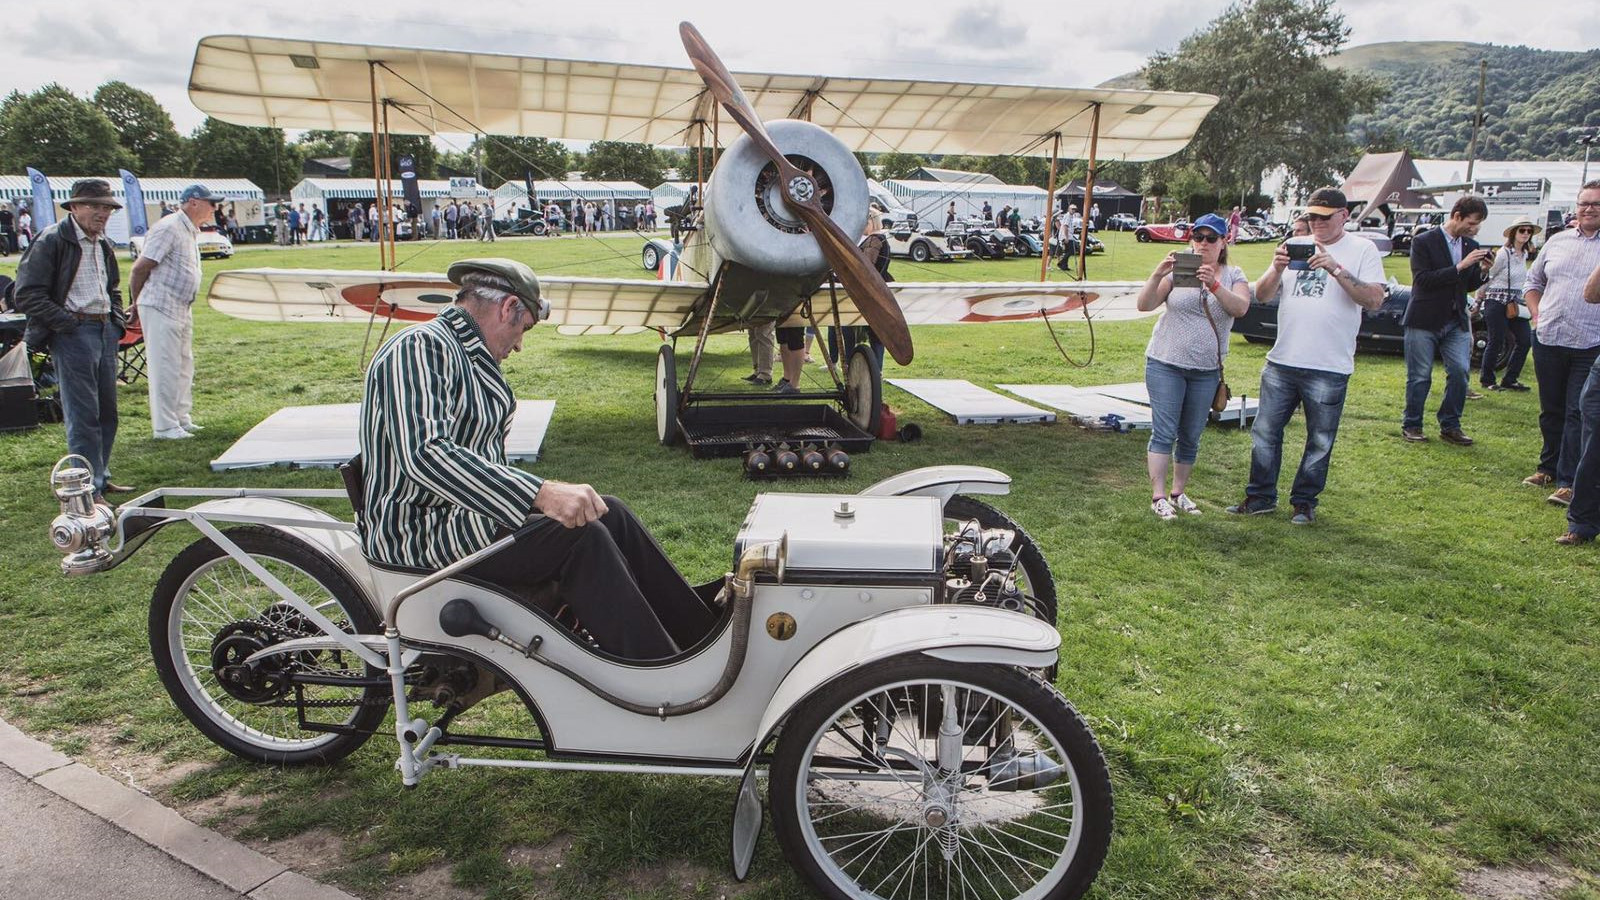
[{"left": 118, "top": 321, "right": 147, "bottom": 385}]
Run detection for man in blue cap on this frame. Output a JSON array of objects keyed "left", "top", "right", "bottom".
[{"left": 129, "top": 183, "right": 226, "bottom": 439}]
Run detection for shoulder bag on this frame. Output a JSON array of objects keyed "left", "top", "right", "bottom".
[
  {"left": 1200, "top": 284, "right": 1231, "bottom": 412},
  {"left": 1479, "top": 250, "right": 1521, "bottom": 318}
]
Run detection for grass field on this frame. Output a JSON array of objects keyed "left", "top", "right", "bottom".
[{"left": 0, "top": 230, "right": 1595, "bottom": 900}]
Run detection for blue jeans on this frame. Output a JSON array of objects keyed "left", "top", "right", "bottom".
[
  {"left": 1567, "top": 357, "right": 1600, "bottom": 538},
  {"left": 1245, "top": 362, "right": 1349, "bottom": 509},
  {"left": 1144, "top": 357, "right": 1219, "bottom": 464},
  {"left": 53, "top": 319, "right": 122, "bottom": 492},
  {"left": 1532, "top": 338, "right": 1600, "bottom": 486},
  {"left": 1402, "top": 319, "right": 1471, "bottom": 431}
]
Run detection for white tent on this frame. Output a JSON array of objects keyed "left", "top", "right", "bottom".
[
  {"left": 652, "top": 181, "right": 697, "bottom": 211},
  {"left": 1414, "top": 159, "right": 1592, "bottom": 210},
  {"left": 0, "top": 175, "right": 265, "bottom": 246},
  {"left": 882, "top": 179, "right": 1049, "bottom": 226},
  {"left": 290, "top": 176, "right": 489, "bottom": 204},
  {"left": 189, "top": 35, "right": 1216, "bottom": 162}
]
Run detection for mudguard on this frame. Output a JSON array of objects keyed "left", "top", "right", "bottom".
[
  {"left": 858, "top": 465, "right": 1010, "bottom": 502},
  {"left": 751, "top": 604, "right": 1058, "bottom": 754}
]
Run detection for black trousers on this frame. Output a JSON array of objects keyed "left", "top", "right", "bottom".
[
  {"left": 1478, "top": 301, "right": 1531, "bottom": 387},
  {"left": 1532, "top": 339, "right": 1600, "bottom": 485},
  {"left": 465, "top": 497, "right": 715, "bottom": 660}
]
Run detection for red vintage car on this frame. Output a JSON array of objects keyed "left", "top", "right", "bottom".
[{"left": 1133, "top": 221, "right": 1194, "bottom": 243}]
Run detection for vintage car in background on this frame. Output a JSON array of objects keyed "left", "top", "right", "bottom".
[
  {"left": 1104, "top": 212, "right": 1144, "bottom": 231},
  {"left": 196, "top": 225, "right": 235, "bottom": 259},
  {"left": 1133, "top": 221, "right": 1195, "bottom": 243},
  {"left": 884, "top": 223, "right": 971, "bottom": 262}
]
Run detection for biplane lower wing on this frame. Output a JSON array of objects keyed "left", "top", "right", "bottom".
[{"left": 206, "top": 269, "right": 1154, "bottom": 334}]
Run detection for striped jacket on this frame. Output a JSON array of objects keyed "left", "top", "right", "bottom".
[{"left": 358, "top": 305, "right": 542, "bottom": 569}]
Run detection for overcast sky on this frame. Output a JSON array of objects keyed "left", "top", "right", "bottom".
[{"left": 14, "top": 0, "right": 1599, "bottom": 136}]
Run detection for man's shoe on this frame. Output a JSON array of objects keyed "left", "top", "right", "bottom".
[
  {"left": 1401, "top": 426, "right": 1428, "bottom": 442},
  {"left": 774, "top": 380, "right": 801, "bottom": 396},
  {"left": 1151, "top": 497, "right": 1178, "bottom": 520},
  {"left": 1290, "top": 503, "right": 1316, "bottom": 525},
  {"left": 102, "top": 482, "right": 136, "bottom": 494},
  {"left": 1466, "top": 389, "right": 1485, "bottom": 400},
  {"left": 1224, "top": 496, "right": 1277, "bottom": 515},
  {"left": 1483, "top": 383, "right": 1504, "bottom": 392},
  {"left": 741, "top": 373, "right": 772, "bottom": 385},
  {"left": 154, "top": 428, "right": 193, "bottom": 440},
  {"left": 1503, "top": 381, "right": 1532, "bottom": 392},
  {"left": 1556, "top": 530, "right": 1594, "bottom": 546},
  {"left": 1439, "top": 428, "right": 1475, "bottom": 446},
  {"left": 1523, "top": 471, "right": 1555, "bottom": 487},
  {"left": 1549, "top": 487, "right": 1574, "bottom": 507}
]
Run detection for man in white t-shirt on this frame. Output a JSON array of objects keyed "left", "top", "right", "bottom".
[{"left": 1227, "top": 186, "right": 1387, "bottom": 524}]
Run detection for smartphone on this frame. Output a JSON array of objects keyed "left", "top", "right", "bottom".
[
  {"left": 1172, "top": 251, "right": 1203, "bottom": 288},
  {"left": 1285, "top": 240, "right": 1314, "bottom": 271}
]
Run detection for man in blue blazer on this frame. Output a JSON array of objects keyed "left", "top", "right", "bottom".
[{"left": 1402, "top": 195, "right": 1491, "bottom": 444}]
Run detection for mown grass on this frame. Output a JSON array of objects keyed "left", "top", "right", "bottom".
[{"left": 0, "top": 230, "right": 1596, "bottom": 899}]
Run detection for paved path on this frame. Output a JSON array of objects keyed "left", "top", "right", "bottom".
[{"left": 0, "top": 717, "right": 356, "bottom": 900}]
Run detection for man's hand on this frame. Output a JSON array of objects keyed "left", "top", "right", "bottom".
[
  {"left": 1271, "top": 243, "right": 1290, "bottom": 272},
  {"left": 126, "top": 302, "right": 139, "bottom": 328},
  {"left": 533, "top": 480, "right": 608, "bottom": 528},
  {"left": 1308, "top": 244, "right": 1338, "bottom": 273},
  {"left": 1458, "top": 248, "right": 1492, "bottom": 271}
]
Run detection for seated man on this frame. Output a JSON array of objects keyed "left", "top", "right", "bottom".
[{"left": 358, "top": 258, "right": 715, "bottom": 660}]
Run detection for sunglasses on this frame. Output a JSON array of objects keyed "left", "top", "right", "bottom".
[
  {"left": 1305, "top": 212, "right": 1335, "bottom": 222},
  {"left": 1516, "top": 228, "right": 1535, "bottom": 234},
  {"left": 1190, "top": 232, "right": 1222, "bottom": 244}
]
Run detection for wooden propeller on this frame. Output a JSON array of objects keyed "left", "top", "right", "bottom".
[{"left": 679, "top": 22, "right": 913, "bottom": 365}]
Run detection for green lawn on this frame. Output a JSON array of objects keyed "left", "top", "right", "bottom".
[{"left": 0, "top": 231, "right": 1595, "bottom": 900}]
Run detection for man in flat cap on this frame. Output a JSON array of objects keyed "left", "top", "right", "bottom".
[
  {"left": 358, "top": 258, "right": 714, "bottom": 660},
  {"left": 15, "top": 179, "right": 131, "bottom": 499},
  {"left": 130, "top": 183, "right": 226, "bottom": 439}
]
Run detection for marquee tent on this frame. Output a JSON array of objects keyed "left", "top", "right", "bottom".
[
  {"left": 0, "top": 175, "right": 265, "bottom": 246},
  {"left": 883, "top": 179, "right": 1049, "bottom": 225},
  {"left": 1055, "top": 179, "right": 1143, "bottom": 218},
  {"left": 1339, "top": 151, "right": 1437, "bottom": 222}
]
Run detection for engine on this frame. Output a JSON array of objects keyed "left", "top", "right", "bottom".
[
  {"left": 942, "top": 518, "right": 1034, "bottom": 615},
  {"left": 703, "top": 119, "right": 869, "bottom": 276}
]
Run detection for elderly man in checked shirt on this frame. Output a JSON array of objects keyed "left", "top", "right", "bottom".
[
  {"left": 1548, "top": 181, "right": 1600, "bottom": 544},
  {"left": 358, "top": 258, "right": 715, "bottom": 659}
]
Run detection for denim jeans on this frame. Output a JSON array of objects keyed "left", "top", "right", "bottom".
[
  {"left": 1245, "top": 361, "right": 1349, "bottom": 509},
  {"left": 1478, "top": 300, "right": 1531, "bottom": 386},
  {"left": 1144, "top": 357, "right": 1220, "bottom": 464},
  {"left": 52, "top": 319, "right": 122, "bottom": 492},
  {"left": 1402, "top": 319, "right": 1471, "bottom": 431},
  {"left": 1531, "top": 338, "right": 1600, "bottom": 486},
  {"left": 1568, "top": 357, "right": 1600, "bottom": 538}
]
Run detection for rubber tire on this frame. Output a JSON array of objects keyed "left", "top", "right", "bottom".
[
  {"left": 532, "top": 220, "right": 548, "bottom": 236},
  {"left": 1135, "top": 229, "right": 1151, "bottom": 243},
  {"left": 770, "top": 655, "right": 1113, "bottom": 900},
  {"left": 642, "top": 242, "right": 661, "bottom": 272},
  {"left": 656, "top": 344, "right": 680, "bottom": 445},
  {"left": 844, "top": 345, "right": 882, "bottom": 436},
  {"left": 910, "top": 240, "right": 931, "bottom": 263},
  {"left": 149, "top": 527, "right": 384, "bottom": 765}
]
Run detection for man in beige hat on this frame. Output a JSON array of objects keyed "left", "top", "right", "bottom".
[
  {"left": 357, "top": 258, "right": 714, "bottom": 659},
  {"left": 14, "top": 179, "right": 131, "bottom": 499}
]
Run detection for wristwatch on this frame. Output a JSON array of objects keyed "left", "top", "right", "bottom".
[{"left": 1331, "top": 266, "right": 1347, "bottom": 280}]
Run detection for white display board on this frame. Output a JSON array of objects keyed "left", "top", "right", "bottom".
[
  {"left": 997, "top": 385, "right": 1152, "bottom": 430},
  {"left": 887, "top": 379, "right": 1055, "bottom": 425},
  {"left": 210, "top": 401, "right": 555, "bottom": 471},
  {"left": 1090, "top": 382, "right": 1259, "bottom": 426}
]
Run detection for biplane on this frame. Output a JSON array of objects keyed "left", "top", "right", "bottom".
[{"left": 191, "top": 24, "right": 1216, "bottom": 455}]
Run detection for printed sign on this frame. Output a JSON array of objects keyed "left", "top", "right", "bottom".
[
  {"left": 1474, "top": 179, "right": 1548, "bottom": 205},
  {"left": 449, "top": 176, "right": 479, "bottom": 199}
]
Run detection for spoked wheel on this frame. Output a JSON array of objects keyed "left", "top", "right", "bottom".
[
  {"left": 656, "top": 344, "right": 681, "bottom": 445},
  {"left": 844, "top": 344, "right": 882, "bottom": 436},
  {"left": 149, "top": 527, "right": 386, "bottom": 765},
  {"left": 642, "top": 242, "right": 662, "bottom": 271},
  {"left": 771, "top": 655, "right": 1113, "bottom": 900}
]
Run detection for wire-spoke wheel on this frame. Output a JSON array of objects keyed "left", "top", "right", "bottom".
[
  {"left": 149, "top": 527, "right": 385, "bottom": 764},
  {"left": 771, "top": 656, "right": 1112, "bottom": 900}
]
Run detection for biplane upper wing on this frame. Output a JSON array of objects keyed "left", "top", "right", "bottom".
[
  {"left": 207, "top": 268, "right": 705, "bottom": 335},
  {"left": 190, "top": 35, "right": 1216, "bottom": 161}
]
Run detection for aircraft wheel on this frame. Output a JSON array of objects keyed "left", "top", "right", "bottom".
[
  {"left": 844, "top": 345, "right": 882, "bottom": 436},
  {"left": 910, "top": 241, "right": 931, "bottom": 263},
  {"left": 642, "top": 242, "right": 662, "bottom": 272},
  {"left": 655, "top": 344, "right": 680, "bottom": 445}
]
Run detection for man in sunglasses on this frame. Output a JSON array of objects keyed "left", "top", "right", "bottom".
[
  {"left": 1532, "top": 179, "right": 1600, "bottom": 521},
  {"left": 1401, "top": 194, "right": 1491, "bottom": 446},
  {"left": 1229, "top": 187, "right": 1386, "bottom": 525}
]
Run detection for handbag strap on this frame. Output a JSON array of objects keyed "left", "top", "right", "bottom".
[{"left": 1200, "top": 280, "right": 1227, "bottom": 373}]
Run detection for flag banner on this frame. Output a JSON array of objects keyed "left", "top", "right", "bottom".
[
  {"left": 397, "top": 156, "right": 424, "bottom": 217},
  {"left": 119, "top": 170, "right": 148, "bottom": 238},
  {"left": 25, "top": 168, "right": 55, "bottom": 229},
  {"left": 524, "top": 169, "right": 537, "bottom": 207}
]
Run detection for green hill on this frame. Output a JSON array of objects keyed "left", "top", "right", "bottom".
[{"left": 1103, "top": 41, "right": 1600, "bottom": 161}]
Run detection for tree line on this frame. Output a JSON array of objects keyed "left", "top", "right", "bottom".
[{"left": 5, "top": 0, "right": 1507, "bottom": 213}]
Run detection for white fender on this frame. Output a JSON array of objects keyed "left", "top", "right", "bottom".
[
  {"left": 751, "top": 605, "right": 1058, "bottom": 752},
  {"left": 858, "top": 465, "right": 1011, "bottom": 503}
]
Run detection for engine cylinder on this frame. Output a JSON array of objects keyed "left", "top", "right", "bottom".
[{"left": 703, "top": 119, "right": 868, "bottom": 276}]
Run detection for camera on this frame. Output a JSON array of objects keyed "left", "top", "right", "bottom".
[{"left": 1285, "top": 240, "right": 1314, "bottom": 271}]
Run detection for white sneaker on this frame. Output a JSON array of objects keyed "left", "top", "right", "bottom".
[
  {"left": 1151, "top": 497, "right": 1178, "bottom": 520},
  {"left": 1169, "top": 492, "right": 1201, "bottom": 515},
  {"left": 154, "top": 428, "right": 193, "bottom": 440},
  {"left": 181, "top": 422, "right": 205, "bottom": 432}
]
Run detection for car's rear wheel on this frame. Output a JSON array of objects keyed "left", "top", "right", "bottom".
[
  {"left": 642, "top": 243, "right": 662, "bottom": 272},
  {"left": 910, "top": 241, "right": 931, "bottom": 263}
]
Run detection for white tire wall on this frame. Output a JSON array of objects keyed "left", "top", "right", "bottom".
[{"left": 703, "top": 119, "right": 868, "bottom": 276}]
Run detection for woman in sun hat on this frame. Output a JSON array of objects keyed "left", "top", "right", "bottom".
[
  {"left": 1134, "top": 212, "right": 1253, "bottom": 520},
  {"left": 1478, "top": 215, "right": 1541, "bottom": 392}
]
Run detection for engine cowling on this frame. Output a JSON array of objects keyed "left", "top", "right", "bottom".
[{"left": 703, "top": 119, "right": 868, "bottom": 277}]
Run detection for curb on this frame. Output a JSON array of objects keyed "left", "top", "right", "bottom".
[{"left": 0, "top": 716, "right": 359, "bottom": 900}]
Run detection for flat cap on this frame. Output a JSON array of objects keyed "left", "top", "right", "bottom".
[{"left": 447, "top": 258, "right": 549, "bottom": 321}]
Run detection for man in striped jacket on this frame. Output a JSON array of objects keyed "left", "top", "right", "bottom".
[{"left": 358, "top": 258, "right": 715, "bottom": 659}]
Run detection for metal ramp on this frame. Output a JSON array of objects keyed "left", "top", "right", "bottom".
[{"left": 1090, "top": 382, "right": 1259, "bottom": 426}]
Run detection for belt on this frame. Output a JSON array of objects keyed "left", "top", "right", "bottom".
[{"left": 71, "top": 312, "right": 111, "bottom": 322}]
